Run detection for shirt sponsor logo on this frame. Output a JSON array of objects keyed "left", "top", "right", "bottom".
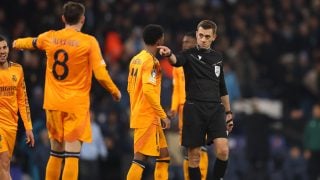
[{"left": 0, "top": 86, "right": 16, "bottom": 96}]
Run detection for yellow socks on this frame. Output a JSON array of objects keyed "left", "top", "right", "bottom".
[
  {"left": 200, "top": 148, "right": 209, "bottom": 180},
  {"left": 183, "top": 157, "right": 190, "bottom": 180},
  {"left": 61, "top": 152, "right": 80, "bottom": 180},
  {"left": 155, "top": 157, "right": 170, "bottom": 180},
  {"left": 127, "top": 160, "right": 145, "bottom": 180},
  {"left": 183, "top": 147, "right": 209, "bottom": 180},
  {"left": 45, "top": 151, "right": 64, "bottom": 180}
]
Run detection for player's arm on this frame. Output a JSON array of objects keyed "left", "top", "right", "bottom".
[
  {"left": 90, "top": 37, "right": 121, "bottom": 101},
  {"left": 13, "top": 31, "right": 49, "bottom": 50},
  {"left": 158, "top": 45, "right": 187, "bottom": 67},
  {"left": 93, "top": 66, "right": 121, "bottom": 101},
  {"left": 142, "top": 61, "right": 170, "bottom": 128},
  {"left": 17, "top": 68, "right": 35, "bottom": 147},
  {"left": 13, "top": 37, "right": 37, "bottom": 50},
  {"left": 170, "top": 68, "right": 180, "bottom": 117},
  {"left": 219, "top": 63, "right": 233, "bottom": 132}
]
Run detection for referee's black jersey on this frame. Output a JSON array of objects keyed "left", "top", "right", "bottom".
[{"left": 173, "top": 46, "right": 228, "bottom": 103}]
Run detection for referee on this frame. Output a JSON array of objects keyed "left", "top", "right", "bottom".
[{"left": 158, "top": 20, "right": 234, "bottom": 180}]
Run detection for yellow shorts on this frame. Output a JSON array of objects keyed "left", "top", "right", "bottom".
[
  {"left": 45, "top": 110, "right": 92, "bottom": 143},
  {"left": 133, "top": 124, "right": 168, "bottom": 157},
  {"left": 0, "top": 127, "right": 16, "bottom": 158}
]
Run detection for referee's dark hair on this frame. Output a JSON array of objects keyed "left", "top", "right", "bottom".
[
  {"left": 143, "top": 24, "right": 164, "bottom": 45},
  {"left": 197, "top": 20, "right": 217, "bottom": 34}
]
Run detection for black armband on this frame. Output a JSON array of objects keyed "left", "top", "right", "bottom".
[
  {"left": 32, "top": 38, "right": 38, "bottom": 49},
  {"left": 225, "top": 110, "right": 232, "bottom": 115}
]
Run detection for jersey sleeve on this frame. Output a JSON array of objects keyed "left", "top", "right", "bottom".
[
  {"left": 13, "top": 31, "right": 50, "bottom": 50},
  {"left": 90, "top": 37, "right": 106, "bottom": 70},
  {"left": 17, "top": 68, "right": 32, "bottom": 130},
  {"left": 90, "top": 37, "right": 120, "bottom": 96},
  {"left": 142, "top": 60, "right": 167, "bottom": 119},
  {"left": 35, "top": 31, "right": 51, "bottom": 50},
  {"left": 173, "top": 52, "right": 187, "bottom": 67},
  {"left": 170, "top": 68, "right": 180, "bottom": 112},
  {"left": 219, "top": 62, "right": 228, "bottom": 97}
]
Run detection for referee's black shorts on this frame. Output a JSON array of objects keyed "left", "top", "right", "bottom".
[{"left": 181, "top": 100, "right": 227, "bottom": 147}]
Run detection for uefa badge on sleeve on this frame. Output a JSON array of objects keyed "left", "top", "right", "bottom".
[
  {"left": 148, "top": 69, "right": 157, "bottom": 84},
  {"left": 215, "top": 65, "right": 220, "bottom": 77}
]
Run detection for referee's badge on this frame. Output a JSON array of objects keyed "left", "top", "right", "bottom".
[{"left": 215, "top": 65, "right": 220, "bottom": 77}]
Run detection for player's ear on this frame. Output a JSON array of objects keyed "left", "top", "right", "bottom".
[
  {"left": 212, "top": 33, "right": 217, "bottom": 41},
  {"left": 62, "top": 15, "right": 66, "bottom": 24},
  {"left": 80, "top": 15, "right": 85, "bottom": 24}
]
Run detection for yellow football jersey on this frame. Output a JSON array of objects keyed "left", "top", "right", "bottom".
[
  {"left": 35, "top": 28, "right": 106, "bottom": 112},
  {"left": 0, "top": 62, "right": 32, "bottom": 131},
  {"left": 171, "top": 67, "right": 186, "bottom": 112},
  {"left": 127, "top": 50, "right": 167, "bottom": 128}
]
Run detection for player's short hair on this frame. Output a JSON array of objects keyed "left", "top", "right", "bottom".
[
  {"left": 185, "top": 31, "right": 196, "bottom": 39},
  {"left": 142, "top": 24, "right": 164, "bottom": 45},
  {"left": 63, "top": 1, "right": 85, "bottom": 25},
  {"left": 197, "top": 20, "right": 217, "bottom": 34},
  {"left": 0, "top": 35, "right": 7, "bottom": 42}
]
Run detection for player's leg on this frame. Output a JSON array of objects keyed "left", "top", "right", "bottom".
[
  {"left": 182, "top": 101, "right": 205, "bottom": 180},
  {"left": 212, "top": 138, "right": 229, "bottom": 180},
  {"left": 45, "top": 110, "right": 65, "bottom": 180},
  {"left": 127, "top": 152, "right": 148, "bottom": 180},
  {"left": 155, "top": 127, "right": 170, "bottom": 180},
  {"left": 0, "top": 128, "right": 17, "bottom": 180},
  {"left": 0, "top": 152, "right": 10, "bottom": 180},
  {"left": 199, "top": 146, "right": 209, "bottom": 180},
  {"left": 0, "top": 129, "right": 10, "bottom": 180},
  {"left": 183, "top": 148, "right": 190, "bottom": 180},
  {"left": 207, "top": 103, "right": 229, "bottom": 180},
  {"left": 127, "top": 125, "right": 158, "bottom": 180},
  {"left": 46, "top": 139, "right": 64, "bottom": 180},
  {"left": 187, "top": 147, "right": 202, "bottom": 180},
  {"left": 62, "top": 110, "right": 91, "bottom": 180},
  {"left": 62, "top": 140, "right": 82, "bottom": 180}
]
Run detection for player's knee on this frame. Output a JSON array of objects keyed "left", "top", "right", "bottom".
[
  {"left": 188, "top": 150, "right": 201, "bottom": 167},
  {"left": 0, "top": 153, "right": 10, "bottom": 171},
  {"left": 216, "top": 146, "right": 229, "bottom": 161},
  {"left": 159, "top": 147, "right": 169, "bottom": 158}
]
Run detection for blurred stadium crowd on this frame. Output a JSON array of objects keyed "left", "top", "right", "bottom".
[{"left": 1, "top": 0, "right": 320, "bottom": 179}]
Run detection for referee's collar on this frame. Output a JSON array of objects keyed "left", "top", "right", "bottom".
[{"left": 196, "top": 45, "right": 213, "bottom": 53}]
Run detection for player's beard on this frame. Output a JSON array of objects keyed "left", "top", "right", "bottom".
[{"left": 0, "top": 53, "right": 8, "bottom": 65}]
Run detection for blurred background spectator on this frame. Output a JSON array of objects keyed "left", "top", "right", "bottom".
[{"left": 1, "top": 0, "right": 320, "bottom": 179}]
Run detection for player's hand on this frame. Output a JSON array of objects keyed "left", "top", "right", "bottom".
[
  {"left": 226, "top": 113, "right": 234, "bottom": 133},
  {"left": 157, "top": 46, "right": 171, "bottom": 57},
  {"left": 161, "top": 117, "right": 171, "bottom": 129},
  {"left": 112, "top": 91, "right": 121, "bottom": 102},
  {"left": 167, "top": 110, "right": 177, "bottom": 119},
  {"left": 25, "top": 130, "right": 35, "bottom": 147},
  {"left": 12, "top": 40, "right": 17, "bottom": 48}
]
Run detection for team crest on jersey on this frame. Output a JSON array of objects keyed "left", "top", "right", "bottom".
[
  {"left": 12, "top": 75, "right": 17, "bottom": 82},
  {"left": 215, "top": 65, "right": 220, "bottom": 77}
]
